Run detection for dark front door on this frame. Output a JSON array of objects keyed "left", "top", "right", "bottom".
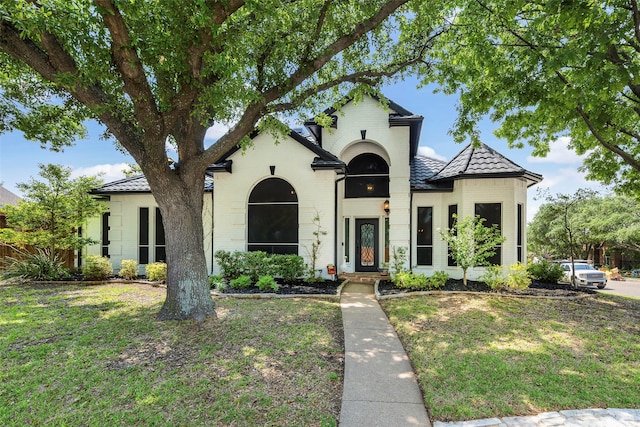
[{"left": 355, "top": 218, "right": 378, "bottom": 272}]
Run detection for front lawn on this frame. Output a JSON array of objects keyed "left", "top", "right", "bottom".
[
  {"left": 381, "top": 294, "right": 640, "bottom": 422},
  {"left": 0, "top": 282, "right": 343, "bottom": 426}
]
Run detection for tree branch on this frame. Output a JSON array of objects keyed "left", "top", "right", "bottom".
[
  {"left": 576, "top": 105, "right": 640, "bottom": 170},
  {"left": 94, "top": 0, "right": 161, "bottom": 134},
  {"left": 0, "top": 18, "right": 143, "bottom": 158},
  {"left": 261, "top": 0, "right": 410, "bottom": 104}
]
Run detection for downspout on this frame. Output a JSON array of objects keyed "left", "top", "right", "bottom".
[
  {"left": 334, "top": 174, "right": 347, "bottom": 272},
  {"left": 409, "top": 190, "right": 414, "bottom": 271}
]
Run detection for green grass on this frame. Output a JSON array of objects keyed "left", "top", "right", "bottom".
[
  {"left": 381, "top": 293, "right": 640, "bottom": 422},
  {"left": 0, "top": 282, "right": 343, "bottom": 426}
]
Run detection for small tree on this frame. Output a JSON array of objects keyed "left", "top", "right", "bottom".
[
  {"left": 536, "top": 189, "right": 598, "bottom": 289},
  {"left": 0, "top": 164, "right": 106, "bottom": 260},
  {"left": 305, "top": 211, "right": 327, "bottom": 282},
  {"left": 439, "top": 214, "right": 506, "bottom": 285}
]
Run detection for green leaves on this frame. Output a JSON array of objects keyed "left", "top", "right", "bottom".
[
  {"left": 439, "top": 214, "right": 506, "bottom": 284},
  {"left": 428, "top": 0, "right": 640, "bottom": 194},
  {"left": 0, "top": 164, "right": 106, "bottom": 255}
]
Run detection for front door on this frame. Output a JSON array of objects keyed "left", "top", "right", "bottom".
[{"left": 355, "top": 218, "right": 378, "bottom": 272}]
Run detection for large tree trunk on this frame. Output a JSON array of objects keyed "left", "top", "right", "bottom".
[{"left": 153, "top": 171, "right": 216, "bottom": 322}]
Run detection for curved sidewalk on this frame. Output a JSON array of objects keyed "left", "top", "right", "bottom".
[{"left": 339, "top": 282, "right": 431, "bottom": 426}]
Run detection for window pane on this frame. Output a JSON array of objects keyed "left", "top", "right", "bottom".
[
  {"left": 249, "top": 178, "right": 297, "bottom": 202},
  {"left": 139, "top": 208, "right": 149, "bottom": 245},
  {"left": 345, "top": 175, "right": 389, "bottom": 198},
  {"left": 346, "top": 154, "right": 389, "bottom": 198},
  {"left": 475, "top": 203, "right": 501, "bottom": 265},
  {"left": 139, "top": 247, "right": 149, "bottom": 265},
  {"left": 448, "top": 205, "right": 457, "bottom": 266},
  {"left": 475, "top": 203, "right": 501, "bottom": 229},
  {"left": 417, "top": 207, "right": 433, "bottom": 245},
  {"left": 348, "top": 153, "right": 389, "bottom": 174},
  {"left": 344, "top": 218, "right": 350, "bottom": 262},
  {"left": 155, "top": 247, "right": 166, "bottom": 263},
  {"left": 248, "top": 204, "right": 298, "bottom": 243},
  {"left": 155, "top": 208, "right": 165, "bottom": 246},
  {"left": 417, "top": 247, "right": 432, "bottom": 266}
]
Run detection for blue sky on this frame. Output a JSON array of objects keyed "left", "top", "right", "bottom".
[{"left": 0, "top": 78, "right": 607, "bottom": 220}]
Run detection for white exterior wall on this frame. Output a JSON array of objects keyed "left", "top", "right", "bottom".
[
  {"left": 323, "top": 97, "right": 412, "bottom": 272},
  {"left": 212, "top": 132, "right": 337, "bottom": 276},
  {"left": 92, "top": 193, "right": 213, "bottom": 275},
  {"left": 412, "top": 177, "right": 529, "bottom": 280}
]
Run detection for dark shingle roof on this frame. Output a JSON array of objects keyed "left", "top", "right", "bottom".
[
  {"left": 410, "top": 156, "right": 447, "bottom": 189},
  {"left": 428, "top": 143, "right": 542, "bottom": 187},
  {"left": 93, "top": 174, "right": 214, "bottom": 194}
]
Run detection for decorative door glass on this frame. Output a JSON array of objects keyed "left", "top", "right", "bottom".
[{"left": 360, "top": 223, "right": 375, "bottom": 266}]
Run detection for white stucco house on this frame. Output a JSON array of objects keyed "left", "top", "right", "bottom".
[{"left": 86, "top": 95, "right": 542, "bottom": 280}]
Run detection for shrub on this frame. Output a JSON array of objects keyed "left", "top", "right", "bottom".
[
  {"left": 393, "top": 271, "right": 429, "bottom": 289},
  {"left": 505, "top": 262, "right": 531, "bottom": 290},
  {"left": 241, "top": 251, "right": 271, "bottom": 282},
  {"left": 230, "top": 275, "right": 253, "bottom": 289},
  {"left": 83, "top": 255, "right": 113, "bottom": 280},
  {"left": 272, "top": 254, "right": 306, "bottom": 281},
  {"left": 527, "top": 259, "right": 565, "bottom": 283},
  {"left": 1, "top": 248, "right": 70, "bottom": 281},
  {"left": 256, "top": 275, "right": 279, "bottom": 291},
  {"left": 215, "top": 250, "right": 273, "bottom": 281},
  {"left": 391, "top": 246, "right": 408, "bottom": 276},
  {"left": 146, "top": 262, "right": 167, "bottom": 282},
  {"left": 214, "top": 250, "right": 239, "bottom": 279},
  {"left": 481, "top": 265, "right": 506, "bottom": 290},
  {"left": 208, "top": 274, "right": 226, "bottom": 291},
  {"left": 119, "top": 259, "right": 138, "bottom": 280},
  {"left": 428, "top": 270, "right": 449, "bottom": 289}
]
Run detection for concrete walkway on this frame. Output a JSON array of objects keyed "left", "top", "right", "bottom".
[
  {"left": 339, "top": 282, "right": 431, "bottom": 426},
  {"left": 338, "top": 282, "right": 640, "bottom": 427}
]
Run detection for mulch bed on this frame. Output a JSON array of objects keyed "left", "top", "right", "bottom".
[
  {"left": 218, "top": 279, "right": 341, "bottom": 295},
  {"left": 377, "top": 278, "right": 598, "bottom": 297}
]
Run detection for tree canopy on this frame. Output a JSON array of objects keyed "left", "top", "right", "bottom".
[
  {"left": 430, "top": 0, "right": 640, "bottom": 196},
  {"left": 0, "top": 1, "right": 453, "bottom": 320},
  {"left": 528, "top": 191, "right": 640, "bottom": 262},
  {"left": 0, "top": 164, "right": 105, "bottom": 257}
]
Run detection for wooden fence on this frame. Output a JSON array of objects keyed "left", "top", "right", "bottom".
[{"left": 0, "top": 244, "right": 75, "bottom": 271}]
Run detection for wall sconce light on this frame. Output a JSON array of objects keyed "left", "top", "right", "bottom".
[
  {"left": 269, "top": 165, "right": 276, "bottom": 175},
  {"left": 360, "top": 129, "right": 367, "bottom": 140},
  {"left": 366, "top": 183, "right": 374, "bottom": 193},
  {"left": 383, "top": 199, "right": 390, "bottom": 214}
]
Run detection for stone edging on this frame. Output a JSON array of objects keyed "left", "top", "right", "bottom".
[{"left": 374, "top": 281, "right": 596, "bottom": 301}]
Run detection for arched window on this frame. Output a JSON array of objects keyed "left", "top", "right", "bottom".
[
  {"left": 248, "top": 178, "right": 298, "bottom": 254},
  {"left": 345, "top": 153, "right": 389, "bottom": 198}
]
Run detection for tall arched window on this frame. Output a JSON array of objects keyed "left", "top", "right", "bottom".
[
  {"left": 248, "top": 178, "right": 298, "bottom": 254},
  {"left": 345, "top": 153, "right": 389, "bottom": 198}
]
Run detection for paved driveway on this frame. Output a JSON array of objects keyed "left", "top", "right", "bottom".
[{"left": 597, "top": 277, "right": 640, "bottom": 298}]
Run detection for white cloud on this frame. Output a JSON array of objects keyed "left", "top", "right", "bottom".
[
  {"left": 417, "top": 146, "right": 447, "bottom": 161},
  {"left": 71, "top": 163, "right": 129, "bottom": 183},
  {"left": 527, "top": 136, "right": 586, "bottom": 164},
  {"left": 205, "top": 122, "right": 231, "bottom": 141},
  {"left": 526, "top": 166, "right": 610, "bottom": 221}
]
